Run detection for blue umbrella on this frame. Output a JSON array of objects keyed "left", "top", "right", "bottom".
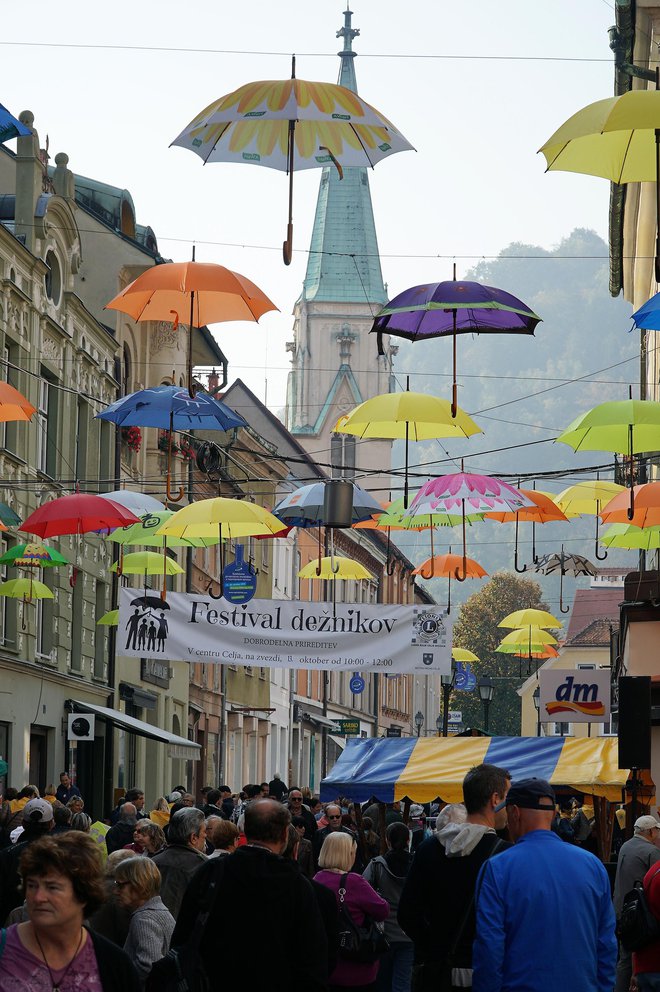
[
  {"left": 273, "top": 482, "right": 380, "bottom": 528},
  {"left": 0, "top": 104, "right": 31, "bottom": 144},
  {"left": 97, "top": 386, "right": 246, "bottom": 501},
  {"left": 632, "top": 293, "right": 660, "bottom": 330}
]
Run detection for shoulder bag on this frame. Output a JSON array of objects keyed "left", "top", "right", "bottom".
[{"left": 337, "top": 872, "right": 390, "bottom": 964}]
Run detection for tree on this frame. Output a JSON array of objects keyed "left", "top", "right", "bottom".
[{"left": 451, "top": 571, "right": 549, "bottom": 736}]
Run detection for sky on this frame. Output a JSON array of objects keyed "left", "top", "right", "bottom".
[{"left": 1, "top": 0, "right": 620, "bottom": 413}]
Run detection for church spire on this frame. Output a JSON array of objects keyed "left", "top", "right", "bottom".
[{"left": 301, "top": 7, "right": 386, "bottom": 305}]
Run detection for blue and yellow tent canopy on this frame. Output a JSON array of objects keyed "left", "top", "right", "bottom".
[{"left": 320, "top": 736, "right": 635, "bottom": 804}]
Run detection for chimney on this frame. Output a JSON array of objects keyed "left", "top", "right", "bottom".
[
  {"left": 207, "top": 368, "right": 220, "bottom": 393},
  {"left": 14, "top": 111, "right": 44, "bottom": 252},
  {"left": 52, "top": 152, "right": 75, "bottom": 200}
]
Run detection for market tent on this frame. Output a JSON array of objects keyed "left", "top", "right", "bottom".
[{"left": 320, "top": 736, "right": 637, "bottom": 804}]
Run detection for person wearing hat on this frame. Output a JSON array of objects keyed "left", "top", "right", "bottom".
[
  {"left": 0, "top": 797, "right": 54, "bottom": 924},
  {"left": 612, "top": 813, "right": 660, "bottom": 992},
  {"left": 472, "top": 778, "right": 617, "bottom": 992}
]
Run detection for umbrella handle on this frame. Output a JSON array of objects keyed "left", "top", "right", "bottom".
[
  {"left": 283, "top": 119, "right": 296, "bottom": 266},
  {"left": 419, "top": 562, "right": 435, "bottom": 580},
  {"left": 167, "top": 475, "right": 185, "bottom": 503},
  {"left": 447, "top": 573, "right": 451, "bottom": 615},
  {"left": 514, "top": 516, "right": 527, "bottom": 572},
  {"left": 594, "top": 511, "right": 608, "bottom": 561},
  {"left": 453, "top": 557, "right": 467, "bottom": 582},
  {"left": 207, "top": 579, "right": 224, "bottom": 601},
  {"left": 559, "top": 570, "right": 569, "bottom": 613},
  {"left": 21, "top": 601, "right": 26, "bottom": 631},
  {"left": 385, "top": 530, "right": 396, "bottom": 576},
  {"left": 69, "top": 566, "right": 78, "bottom": 588}
]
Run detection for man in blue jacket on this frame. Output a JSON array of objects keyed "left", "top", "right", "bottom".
[{"left": 472, "top": 778, "right": 617, "bottom": 992}]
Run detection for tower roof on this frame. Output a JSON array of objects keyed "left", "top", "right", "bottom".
[{"left": 301, "top": 7, "right": 387, "bottom": 305}]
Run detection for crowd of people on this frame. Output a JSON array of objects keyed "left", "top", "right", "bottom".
[{"left": 0, "top": 767, "right": 658, "bottom": 991}]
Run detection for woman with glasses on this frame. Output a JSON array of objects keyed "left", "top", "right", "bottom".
[{"left": 114, "top": 856, "right": 175, "bottom": 988}]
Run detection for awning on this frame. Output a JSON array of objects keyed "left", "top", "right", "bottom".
[
  {"left": 303, "top": 712, "right": 339, "bottom": 729},
  {"left": 70, "top": 699, "right": 201, "bottom": 761},
  {"left": 329, "top": 735, "right": 346, "bottom": 751},
  {"left": 320, "top": 736, "right": 646, "bottom": 804}
]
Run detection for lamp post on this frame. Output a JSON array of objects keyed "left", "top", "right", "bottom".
[
  {"left": 414, "top": 710, "right": 424, "bottom": 737},
  {"left": 435, "top": 714, "right": 443, "bottom": 737},
  {"left": 478, "top": 677, "right": 494, "bottom": 734},
  {"left": 533, "top": 686, "right": 541, "bottom": 737},
  {"left": 441, "top": 669, "right": 455, "bottom": 737}
]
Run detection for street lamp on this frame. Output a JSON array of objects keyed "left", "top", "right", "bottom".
[
  {"left": 478, "top": 677, "right": 494, "bottom": 733},
  {"left": 435, "top": 714, "right": 443, "bottom": 736},
  {"left": 414, "top": 710, "right": 424, "bottom": 737},
  {"left": 533, "top": 686, "right": 541, "bottom": 738},
  {"left": 440, "top": 669, "right": 455, "bottom": 737}
]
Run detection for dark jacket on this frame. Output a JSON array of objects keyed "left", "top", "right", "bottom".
[
  {"left": 269, "top": 778, "right": 288, "bottom": 801},
  {"left": 152, "top": 844, "right": 208, "bottom": 919},
  {"left": 292, "top": 805, "right": 317, "bottom": 843},
  {"left": 88, "top": 878, "right": 133, "bottom": 946},
  {"left": 172, "top": 845, "right": 327, "bottom": 992},
  {"left": 297, "top": 836, "right": 314, "bottom": 878},
  {"left": 398, "top": 827, "right": 510, "bottom": 968},
  {"left": 0, "top": 827, "right": 49, "bottom": 924},
  {"left": 106, "top": 820, "right": 138, "bottom": 854},
  {"left": 311, "top": 877, "right": 340, "bottom": 977},
  {"left": 55, "top": 783, "right": 82, "bottom": 805},
  {"left": 220, "top": 797, "right": 234, "bottom": 820},
  {"left": 87, "top": 927, "right": 141, "bottom": 992}
]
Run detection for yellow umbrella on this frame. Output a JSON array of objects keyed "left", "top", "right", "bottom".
[
  {"left": 499, "top": 609, "right": 562, "bottom": 630},
  {"left": 110, "top": 551, "right": 184, "bottom": 576},
  {"left": 452, "top": 647, "right": 479, "bottom": 663},
  {"left": 334, "top": 387, "right": 481, "bottom": 508},
  {"left": 97, "top": 609, "right": 119, "bottom": 626},
  {"left": 0, "top": 576, "right": 54, "bottom": 631},
  {"left": 539, "top": 89, "right": 660, "bottom": 280},
  {"left": 298, "top": 556, "right": 372, "bottom": 580},
  {"left": 497, "top": 626, "right": 558, "bottom": 650},
  {"left": 600, "top": 522, "right": 660, "bottom": 550},
  {"left": 556, "top": 480, "right": 626, "bottom": 561}
]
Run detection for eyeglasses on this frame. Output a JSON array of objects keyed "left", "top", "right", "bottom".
[
  {"left": 114, "top": 880, "right": 129, "bottom": 888},
  {"left": 328, "top": 814, "right": 342, "bottom": 820},
  {"left": 290, "top": 797, "right": 302, "bottom": 802}
]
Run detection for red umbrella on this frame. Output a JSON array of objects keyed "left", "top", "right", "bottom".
[{"left": 20, "top": 494, "right": 140, "bottom": 539}]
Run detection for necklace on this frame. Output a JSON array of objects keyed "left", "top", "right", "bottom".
[{"left": 32, "top": 925, "right": 84, "bottom": 992}]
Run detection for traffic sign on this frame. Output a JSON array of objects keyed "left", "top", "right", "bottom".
[
  {"left": 349, "top": 674, "right": 365, "bottom": 695},
  {"left": 331, "top": 719, "right": 361, "bottom": 736}
]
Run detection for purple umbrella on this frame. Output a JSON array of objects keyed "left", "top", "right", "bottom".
[{"left": 371, "top": 267, "right": 541, "bottom": 415}]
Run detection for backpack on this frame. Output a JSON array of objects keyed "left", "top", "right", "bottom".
[{"left": 617, "top": 866, "right": 660, "bottom": 952}]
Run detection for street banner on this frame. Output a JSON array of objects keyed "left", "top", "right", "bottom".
[
  {"left": 539, "top": 669, "right": 611, "bottom": 723},
  {"left": 119, "top": 589, "right": 452, "bottom": 674}
]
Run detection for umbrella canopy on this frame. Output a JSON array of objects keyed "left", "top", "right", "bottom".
[
  {"left": 632, "top": 292, "right": 660, "bottom": 331},
  {"left": 539, "top": 90, "right": 660, "bottom": 280},
  {"left": 21, "top": 494, "right": 140, "bottom": 538},
  {"left": 105, "top": 260, "right": 277, "bottom": 396},
  {"left": 298, "top": 556, "right": 372, "bottom": 580},
  {"left": 600, "top": 483, "right": 660, "bottom": 529},
  {"left": 110, "top": 551, "right": 184, "bottom": 576},
  {"left": 0, "top": 543, "right": 68, "bottom": 568},
  {"left": 499, "top": 608, "right": 563, "bottom": 630},
  {"left": 130, "top": 594, "right": 170, "bottom": 611},
  {"left": 600, "top": 522, "right": 660, "bottom": 550},
  {"left": 0, "top": 104, "right": 32, "bottom": 144},
  {"left": 157, "top": 498, "right": 286, "bottom": 541},
  {"left": 0, "top": 577, "right": 53, "bottom": 601},
  {"left": 97, "top": 609, "right": 119, "bottom": 626},
  {"left": 98, "top": 385, "right": 247, "bottom": 431},
  {"left": 371, "top": 277, "right": 540, "bottom": 415},
  {"left": 452, "top": 648, "right": 479, "bottom": 663},
  {"left": 496, "top": 626, "right": 558, "bottom": 651},
  {"left": 171, "top": 68, "right": 414, "bottom": 264},
  {"left": 556, "top": 479, "right": 625, "bottom": 561},
  {"left": 535, "top": 546, "right": 597, "bottom": 614},
  {"left": 112, "top": 510, "right": 218, "bottom": 548},
  {"left": 273, "top": 482, "right": 381, "bottom": 528},
  {"left": 413, "top": 553, "right": 486, "bottom": 580},
  {"left": 484, "top": 487, "right": 570, "bottom": 574},
  {"left": 98, "top": 491, "right": 165, "bottom": 518},
  {"left": 0, "top": 381, "right": 36, "bottom": 422},
  {"left": 0, "top": 502, "right": 21, "bottom": 527}
]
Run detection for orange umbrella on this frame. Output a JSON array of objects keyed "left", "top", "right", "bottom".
[
  {"left": 412, "top": 551, "right": 487, "bottom": 613},
  {"left": 484, "top": 488, "right": 568, "bottom": 573},
  {"left": 600, "top": 482, "right": 660, "bottom": 528},
  {"left": 105, "top": 259, "right": 278, "bottom": 396},
  {"left": 353, "top": 497, "right": 429, "bottom": 576},
  {"left": 0, "top": 381, "right": 36, "bottom": 422}
]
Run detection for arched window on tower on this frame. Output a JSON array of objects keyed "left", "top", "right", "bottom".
[
  {"left": 122, "top": 343, "right": 132, "bottom": 396},
  {"left": 331, "top": 433, "right": 355, "bottom": 480}
]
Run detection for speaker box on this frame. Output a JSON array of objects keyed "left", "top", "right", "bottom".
[
  {"left": 618, "top": 676, "right": 651, "bottom": 769},
  {"left": 323, "top": 480, "right": 354, "bottom": 528}
]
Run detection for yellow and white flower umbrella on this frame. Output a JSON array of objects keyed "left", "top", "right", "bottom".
[{"left": 171, "top": 65, "right": 414, "bottom": 263}]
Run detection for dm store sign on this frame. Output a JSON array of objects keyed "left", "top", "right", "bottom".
[{"left": 539, "top": 669, "right": 611, "bottom": 724}]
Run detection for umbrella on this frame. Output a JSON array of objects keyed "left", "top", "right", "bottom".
[
  {"left": 600, "top": 522, "right": 660, "bottom": 550},
  {"left": 171, "top": 62, "right": 414, "bottom": 264},
  {"left": 334, "top": 385, "right": 482, "bottom": 508},
  {"left": 556, "top": 398, "right": 660, "bottom": 519},
  {"left": 130, "top": 594, "right": 170, "bottom": 611},
  {"left": 370, "top": 269, "right": 541, "bottom": 415},
  {"left": 112, "top": 510, "right": 217, "bottom": 549},
  {"left": 0, "top": 576, "right": 53, "bottom": 629},
  {"left": 105, "top": 260, "right": 277, "bottom": 396},
  {"left": 97, "top": 609, "right": 119, "bottom": 626},
  {"left": 496, "top": 625, "right": 559, "bottom": 675},
  {"left": 353, "top": 497, "right": 431, "bottom": 577},
  {"left": 273, "top": 482, "right": 381, "bottom": 528},
  {"left": 0, "top": 503, "right": 22, "bottom": 527},
  {"left": 21, "top": 494, "right": 140, "bottom": 538},
  {"left": 452, "top": 648, "right": 479, "bottom": 663},
  {"left": 404, "top": 468, "right": 533, "bottom": 580},
  {"left": 97, "top": 385, "right": 247, "bottom": 501},
  {"left": 555, "top": 480, "right": 625, "bottom": 561},
  {"left": 539, "top": 89, "right": 660, "bottom": 281},
  {"left": 534, "top": 546, "right": 597, "bottom": 614},
  {"left": 0, "top": 381, "right": 36, "bottom": 422},
  {"left": 298, "top": 556, "right": 372, "bottom": 580},
  {"left": 499, "top": 608, "right": 563, "bottom": 630},
  {"left": 110, "top": 551, "right": 184, "bottom": 576},
  {"left": 632, "top": 292, "right": 660, "bottom": 331},
  {"left": 412, "top": 551, "right": 486, "bottom": 613},
  {"left": 0, "top": 104, "right": 32, "bottom": 144},
  {"left": 157, "top": 498, "right": 285, "bottom": 597},
  {"left": 484, "top": 487, "right": 568, "bottom": 573},
  {"left": 599, "top": 482, "right": 660, "bottom": 529},
  {"left": 0, "top": 543, "right": 68, "bottom": 568}
]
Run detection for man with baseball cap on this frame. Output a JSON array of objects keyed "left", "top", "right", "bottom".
[
  {"left": 0, "top": 797, "right": 54, "bottom": 924},
  {"left": 473, "top": 778, "right": 616, "bottom": 992},
  {"left": 612, "top": 813, "right": 660, "bottom": 992}
]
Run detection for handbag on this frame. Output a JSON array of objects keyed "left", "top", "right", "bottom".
[{"left": 337, "top": 872, "right": 390, "bottom": 964}]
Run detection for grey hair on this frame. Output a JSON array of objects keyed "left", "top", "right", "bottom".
[{"left": 168, "top": 807, "right": 205, "bottom": 846}]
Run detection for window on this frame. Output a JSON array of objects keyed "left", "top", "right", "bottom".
[
  {"left": 35, "top": 568, "right": 54, "bottom": 660},
  {"left": 94, "top": 580, "right": 107, "bottom": 679},
  {"left": 122, "top": 344, "right": 132, "bottom": 396},
  {"left": 44, "top": 250, "right": 62, "bottom": 306},
  {"left": 552, "top": 722, "right": 571, "bottom": 736},
  {"left": 36, "top": 374, "right": 58, "bottom": 477},
  {"left": 70, "top": 578, "right": 83, "bottom": 672},
  {"left": 75, "top": 398, "right": 89, "bottom": 482},
  {"left": 330, "top": 434, "right": 355, "bottom": 480}
]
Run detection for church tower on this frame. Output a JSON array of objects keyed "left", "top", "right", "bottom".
[{"left": 285, "top": 7, "right": 397, "bottom": 499}]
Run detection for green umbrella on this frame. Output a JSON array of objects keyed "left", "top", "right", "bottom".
[
  {"left": 112, "top": 509, "right": 218, "bottom": 548},
  {"left": 0, "top": 542, "right": 68, "bottom": 568},
  {"left": 600, "top": 522, "right": 660, "bottom": 550},
  {"left": 97, "top": 609, "right": 119, "bottom": 626},
  {"left": 110, "top": 551, "right": 184, "bottom": 575}
]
